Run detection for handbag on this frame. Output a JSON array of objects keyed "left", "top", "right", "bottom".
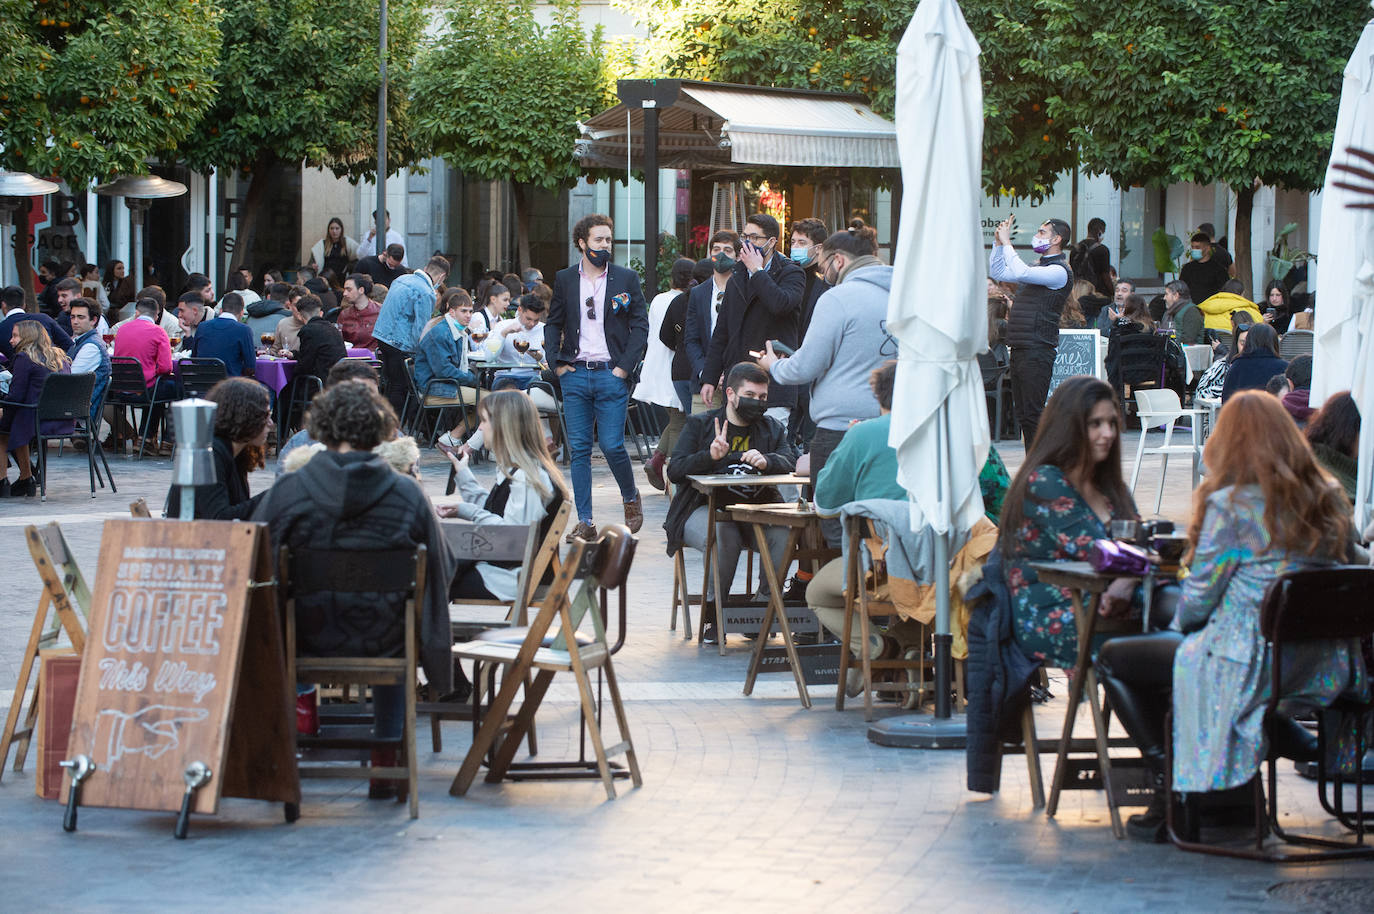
[{"left": 1087, "top": 538, "right": 1151, "bottom": 576}]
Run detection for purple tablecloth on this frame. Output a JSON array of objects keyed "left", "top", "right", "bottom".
[{"left": 175, "top": 347, "right": 374, "bottom": 395}]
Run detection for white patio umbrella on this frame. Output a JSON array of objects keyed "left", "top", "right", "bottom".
[
  {"left": 871, "top": 0, "right": 988, "bottom": 747},
  {"left": 1312, "top": 16, "right": 1374, "bottom": 533}
]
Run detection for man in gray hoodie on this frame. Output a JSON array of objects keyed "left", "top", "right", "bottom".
[{"left": 757, "top": 226, "right": 895, "bottom": 546}]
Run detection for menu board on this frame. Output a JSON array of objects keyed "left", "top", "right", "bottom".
[
  {"left": 1048, "top": 329, "right": 1105, "bottom": 398},
  {"left": 64, "top": 519, "right": 297, "bottom": 815}
]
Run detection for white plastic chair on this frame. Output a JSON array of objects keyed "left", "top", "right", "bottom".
[{"left": 1130, "top": 390, "right": 1204, "bottom": 515}]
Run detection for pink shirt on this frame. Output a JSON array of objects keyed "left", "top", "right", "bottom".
[
  {"left": 113, "top": 315, "right": 172, "bottom": 386},
  {"left": 575, "top": 265, "right": 610, "bottom": 362}
]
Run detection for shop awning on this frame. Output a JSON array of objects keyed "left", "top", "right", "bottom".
[{"left": 577, "top": 79, "right": 899, "bottom": 171}]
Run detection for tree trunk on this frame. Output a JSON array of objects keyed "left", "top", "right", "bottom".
[
  {"left": 1233, "top": 182, "right": 1255, "bottom": 298},
  {"left": 231, "top": 150, "right": 276, "bottom": 275},
  {"left": 511, "top": 182, "right": 532, "bottom": 272},
  {"left": 14, "top": 203, "right": 37, "bottom": 311}
]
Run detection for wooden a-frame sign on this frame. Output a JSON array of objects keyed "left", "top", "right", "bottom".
[{"left": 62, "top": 519, "right": 299, "bottom": 818}]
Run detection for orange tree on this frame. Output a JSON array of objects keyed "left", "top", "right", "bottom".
[
  {"left": 1035, "top": 0, "right": 1369, "bottom": 292},
  {"left": 178, "top": 0, "right": 427, "bottom": 268},
  {"left": 623, "top": 0, "right": 1077, "bottom": 201},
  {"left": 410, "top": 0, "right": 614, "bottom": 269},
  {"left": 0, "top": 0, "right": 219, "bottom": 301}
]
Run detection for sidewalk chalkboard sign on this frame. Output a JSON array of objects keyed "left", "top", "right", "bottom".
[
  {"left": 1048, "top": 329, "right": 1105, "bottom": 397},
  {"left": 63, "top": 519, "right": 298, "bottom": 822}
]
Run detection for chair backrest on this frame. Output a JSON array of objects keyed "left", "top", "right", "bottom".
[
  {"left": 1260, "top": 566, "right": 1374, "bottom": 643},
  {"left": 36, "top": 372, "right": 95, "bottom": 424},
  {"left": 107, "top": 357, "right": 149, "bottom": 398},
  {"left": 546, "top": 526, "right": 637, "bottom": 652},
  {"left": 1279, "top": 329, "right": 1314, "bottom": 360},
  {"left": 178, "top": 357, "right": 227, "bottom": 398},
  {"left": 977, "top": 351, "right": 1008, "bottom": 388},
  {"left": 1134, "top": 388, "right": 1184, "bottom": 420},
  {"left": 403, "top": 357, "right": 421, "bottom": 399}
]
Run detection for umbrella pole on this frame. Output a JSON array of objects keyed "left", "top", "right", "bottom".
[{"left": 869, "top": 406, "right": 966, "bottom": 749}]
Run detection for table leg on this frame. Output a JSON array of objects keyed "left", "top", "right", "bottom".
[
  {"left": 698, "top": 491, "right": 716, "bottom": 647},
  {"left": 1085, "top": 667, "right": 1125, "bottom": 838},
  {"left": 744, "top": 524, "right": 809, "bottom": 708},
  {"left": 1046, "top": 589, "right": 1094, "bottom": 817}
]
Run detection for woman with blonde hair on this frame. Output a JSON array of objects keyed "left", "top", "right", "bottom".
[
  {"left": 1059, "top": 279, "right": 1091, "bottom": 328},
  {"left": 1096, "top": 390, "right": 1363, "bottom": 841},
  {"left": 308, "top": 217, "right": 359, "bottom": 278},
  {"left": 0, "top": 321, "right": 71, "bottom": 496},
  {"left": 439, "top": 389, "right": 569, "bottom": 601}
]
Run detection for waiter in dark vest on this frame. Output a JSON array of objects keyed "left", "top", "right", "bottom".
[{"left": 989, "top": 215, "right": 1073, "bottom": 448}]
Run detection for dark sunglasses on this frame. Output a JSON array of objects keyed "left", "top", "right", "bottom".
[{"left": 585, "top": 296, "right": 596, "bottom": 321}]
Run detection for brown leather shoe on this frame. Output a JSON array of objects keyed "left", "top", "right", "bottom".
[
  {"left": 567, "top": 520, "right": 597, "bottom": 542},
  {"left": 643, "top": 452, "right": 666, "bottom": 491},
  {"left": 623, "top": 494, "right": 643, "bottom": 533}
]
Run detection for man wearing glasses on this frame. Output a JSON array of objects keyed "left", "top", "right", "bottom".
[
  {"left": 700, "top": 213, "right": 805, "bottom": 431},
  {"left": 545, "top": 214, "right": 650, "bottom": 539}
]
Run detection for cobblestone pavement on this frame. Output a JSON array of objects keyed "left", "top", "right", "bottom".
[{"left": 2, "top": 435, "right": 1371, "bottom": 911}]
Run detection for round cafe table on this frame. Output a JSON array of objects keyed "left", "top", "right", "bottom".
[{"left": 175, "top": 347, "right": 374, "bottom": 395}]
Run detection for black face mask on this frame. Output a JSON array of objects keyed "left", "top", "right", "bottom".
[
  {"left": 586, "top": 248, "right": 611, "bottom": 269},
  {"left": 733, "top": 395, "right": 767, "bottom": 423},
  {"left": 712, "top": 252, "right": 736, "bottom": 274}
]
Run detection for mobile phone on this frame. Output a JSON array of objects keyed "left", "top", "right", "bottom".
[
  {"left": 436, "top": 440, "right": 461, "bottom": 459},
  {"left": 768, "top": 339, "right": 796, "bottom": 357}
]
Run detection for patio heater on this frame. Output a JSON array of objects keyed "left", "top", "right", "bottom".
[
  {"left": 0, "top": 171, "right": 60, "bottom": 289},
  {"left": 170, "top": 398, "right": 218, "bottom": 521},
  {"left": 94, "top": 174, "right": 188, "bottom": 289}
]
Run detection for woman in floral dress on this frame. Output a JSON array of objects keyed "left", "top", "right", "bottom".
[
  {"left": 999, "top": 376, "right": 1141, "bottom": 669},
  {"left": 1095, "top": 391, "right": 1363, "bottom": 841}
]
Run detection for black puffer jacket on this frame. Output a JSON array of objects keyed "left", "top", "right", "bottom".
[
  {"left": 253, "top": 449, "right": 455, "bottom": 693},
  {"left": 965, "top": 544, "right": 1040, "bottom": 794}
]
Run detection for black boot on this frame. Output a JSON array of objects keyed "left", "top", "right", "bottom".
[{"left": 1126, "top": 768, "right": 1168, "bottom": 843}]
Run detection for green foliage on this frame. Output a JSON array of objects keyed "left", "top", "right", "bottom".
[
  {"left": 630, "top": 232, "right": 683, "bottom": 294},
  {"left": 179, "top": 0, "right": 426, "bottom": 178},
  {"left": 1151, "top": 226, "right": 1184, "bottom": 274},
  {"left": 1035, "top": 0, "right": 1369, "bottom": 192},
  {"left": 409, "top": 0, "right": 613, "bottom": 190},
  {"left": 621, "top": 0, "right": 1077, "bottom": 200},
  {"left": 1268, "top": 221, "right": 1313, "bottom": 281},
  {"left": 0, "top": 0, "right": 220, "bottom": 185}
]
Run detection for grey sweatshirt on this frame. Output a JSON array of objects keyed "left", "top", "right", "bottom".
[{"left": 769, "top": 261, "right": 895, "bottom": 431}]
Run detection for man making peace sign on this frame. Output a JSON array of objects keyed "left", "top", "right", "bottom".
[{"left": 662, "top": 362, "right": 798, "bottom": 644}]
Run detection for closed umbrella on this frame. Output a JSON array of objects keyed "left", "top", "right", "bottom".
[
  {"left": 871, "top": 0, "right": 988, "bottom": 747},
  {"left": 1312, "top": 17, "right": 1374, "bottom": 533}
]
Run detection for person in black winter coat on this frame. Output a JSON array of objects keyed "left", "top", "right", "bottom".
[
  {"left": 700, "top": 213, "right": 805, "bottom": 424},
  {"left": 165, "top": 377, "right": 272, "bottom": 519},
  {"left": 1220, "top": 322, "right": 1287, "bottom": 403},
  {"left": 252, "top": 380, "right": 457, "bottom": 741},
  {"left": 665, "top": 362, "right": 797, "bottom": 644}
]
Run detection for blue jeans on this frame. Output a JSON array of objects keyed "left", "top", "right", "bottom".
[
  {"left": 673, "top": 379, "right": 694, "bottom": 414},
  {"left": 560, "top": 366, "right": 638, "bottom": 522},
  {"left": 372, "top": 684, "right": 404, "bottom": 740}
]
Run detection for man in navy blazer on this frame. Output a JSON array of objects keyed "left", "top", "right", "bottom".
[
  {"left": 684, "top": 230, "right": 741, "bottom": 394},
  {"left": 0, "top": 285, "right": 73, "bottom": 360},
  {"left": 544, "top": 213, "right": 649, "bottom": 538},
  {"left": 188, "top": 293, "right": 256, "bottom": 377}
]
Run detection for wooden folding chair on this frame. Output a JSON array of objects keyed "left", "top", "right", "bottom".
[
  {"left": 450, "top": 526, "right": 642, "bottom": 800},
  {"left": 282, "top": 545, "right": 427, "bottom": 819},
  {"left": 836, "top": 516, "right": 929, "bottom": 721},
  {"left": 0, "top": 524, "right": 90, "bottom": 780},
  {"left": 425, "top": 500, "right": 571, "bottom": 753}
]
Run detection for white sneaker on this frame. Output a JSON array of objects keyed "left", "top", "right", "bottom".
[
  {"left": 845, "top": 666, "right": 866, "bottom": 698},
  {"left": 438, "top": 431, "right": 462, "bottom": 449}
]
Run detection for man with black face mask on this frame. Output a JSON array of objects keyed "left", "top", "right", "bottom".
[
  {"left": 664, "top": 361, "right": 798, "bottom": 645},
  {"left": 700, "top": 213, "right": 805, "bottom": 430},
  {"left": 684, "top": 230, "right": 741, "bottom": 400}
]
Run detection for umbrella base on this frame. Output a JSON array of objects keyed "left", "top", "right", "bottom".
[{"left": 867, "top": 713, "right": 968, "bottom": 750}]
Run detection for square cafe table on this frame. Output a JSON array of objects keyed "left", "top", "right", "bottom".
[
  {"left": 729, "top": 501, "right": 832, "bottom": 708},
  {"left": 1029, "top": 560, "right": 1152, "bottom": 839},
  {"left": 685, "top": 474, "right": 809, "bottom": 656}
]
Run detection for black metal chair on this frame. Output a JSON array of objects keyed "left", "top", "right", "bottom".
[
  {"left": 401, "top": 357, "right": 478, "bottom": 446},
  {"left": 105, "top": 356, "right": 176, "bottom": 459},
  {"left": 978, "top": 350, "right": 1011, "bottom": 442},
  {"left": 1168, "top": 566, "right": 1374, "bottom": 861},
  {"left": 1, "top": 372, "right": 111, "bottom": 500},
  {"left": 177, "top": 357, "right": 227, "bottom": 399},
  {"left": 277, "top": 373, "right": 323, "bottom": 437}
]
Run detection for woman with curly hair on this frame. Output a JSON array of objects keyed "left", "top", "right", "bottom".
[
  {"left": 253, "top": 380, "right": 457, "bottom": 792},
  {"left": 1000, "top": 376, "right": 1140, "bottom": 669},
  {"left": 165, "top": 376, "right": 273, "bottom": 519},
  {"left": 0, "top": 321, "right": 71, "bottom": 497},
  {"left": 1096, "top": 391, "right": 1363, "bottom": 841}
]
